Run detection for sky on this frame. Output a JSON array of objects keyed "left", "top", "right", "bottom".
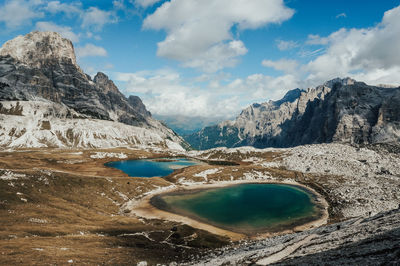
[{"left": 0, "top": 0, "right": 400, "bottom": 124}]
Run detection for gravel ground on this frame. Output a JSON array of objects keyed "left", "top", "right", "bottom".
[
  {"left": 282, "top": 143, "right": 400, "bottom": 218},
  {"left": 187, "top": 143, "right": 400, "bottom": 265}
]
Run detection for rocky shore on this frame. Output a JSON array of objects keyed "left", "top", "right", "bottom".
[{"left": 191, "top": 207, "right": 400, "bottom": 265}]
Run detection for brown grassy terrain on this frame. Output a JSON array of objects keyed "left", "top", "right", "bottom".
[
  {"left": 0, "top": 148, "right": 339, "bottom": 265},
  {"left": 0, "top": 149, "right": 229, "bottom": 265}
]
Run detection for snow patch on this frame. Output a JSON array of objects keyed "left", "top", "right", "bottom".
[
  {"left": 0, "top": 171, "right": 25, "bottom": 180},
  {"left": 194, "top": 168, "right": 221, "bottom": 181},
  {"left": 28, "top": 218, "right": 48, "bottom": 224},
  {"left": 166, "top": 139, "right": 185, "bottom": 151},
  {"left": 242, "top": 171, "right": 273, "bottom": 180},
  {"left": 0, "top": 101, "right": 185, "bottom": 150},
  {"left": 90, "top": 152, "right": 127, "bottom": 159},
  {"left": 242, "top": 157, "right": 263, "bottom": 163}
]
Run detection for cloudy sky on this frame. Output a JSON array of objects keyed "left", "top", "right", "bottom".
[{"left": 0, "top": 0, "right": 399, "bottom": 122}]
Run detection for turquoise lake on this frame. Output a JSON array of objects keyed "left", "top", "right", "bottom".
[
  {"left": 105, "top": 158, "right": 199, "bottom": 177},
  {"left": 155, "top": 183, "right": 319, "bottom": 233}
]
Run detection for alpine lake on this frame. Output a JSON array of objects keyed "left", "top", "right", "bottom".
[
  {"left": 106, "top": 158, "right": 323, "bottom": 235},
  {"left": 105, "top": 158, "right": 200, "bottom": 177}
]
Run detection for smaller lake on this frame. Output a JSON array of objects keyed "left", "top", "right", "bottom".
[
  {"left": 105, "top": 158, "right": 199, "bottom": 177},
  {"left": 152, "top": 183, "right": 321, "bottom": 234}
]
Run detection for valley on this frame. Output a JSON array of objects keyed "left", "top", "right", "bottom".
[
  {"left": 1, "top": 143, "right": 399, "bottom": 264},
  {"left": 0, "top": 30, "right": 399, "bottom": 265}
]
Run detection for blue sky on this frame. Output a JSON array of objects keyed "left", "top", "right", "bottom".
[{"left": 0, "top": 0, "right": 400, "bottom": 121}]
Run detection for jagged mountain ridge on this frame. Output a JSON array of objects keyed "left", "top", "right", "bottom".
[
  {"left": 0, "top": 31, "right": 150, "bottom": 124},
  {"left": 185, "top": 78, "right": 400, "bottom": 150},
  {"left": 0, "top": 31, "right": 187, "bottom": 149}
]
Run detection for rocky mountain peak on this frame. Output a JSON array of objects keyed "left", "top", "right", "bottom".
[
  {"left": 273, "top": 88, "right": 305, "bottom": 106},
  {"left": 0, "top": 31, "right": 78, "bottom": 69},
  {"left": 128, "top": 95, "right": 151, "bottom": 117},
  {"left": 185, "top": 78, "right": 400, "bottom": 150},
  {"left": 0, "top": 31, "right": 187, "bottom": 150},
  {"left": 323, "top": 77, "right": 357, "bottom": 88},
  {"left": 94, "top": 72, "right": 119, "bottom": 93}
]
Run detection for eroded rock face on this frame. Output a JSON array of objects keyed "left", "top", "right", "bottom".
[
  {"left": 186, "top": 78, "right": 400, "bottom": 149},
  {"left": 93, "top": 72, "right": 119, "bottom": 94},
  {"left": 128, "top": 95, "right": 152, "bottom": 118},
  {"left": 0, "top": 31, "right": 186, "bottom": 149}
]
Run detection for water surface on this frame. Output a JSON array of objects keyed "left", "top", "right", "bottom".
[
  {"left": 105, "top": 158, "right": 199, "bottom": 177},
  {"left": 154, "top": 183, "right": 320, "bottom": 234}
]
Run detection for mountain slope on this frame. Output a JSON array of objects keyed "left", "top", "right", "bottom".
[
  {"left": 185, "top": 78, "right": 400, "bottom": 150},
  {"left": 0, "top": 31, "right": 187, "bottom": 150},
  {"left": 154, "top": 114, "right": 226, "bottom": 136}
]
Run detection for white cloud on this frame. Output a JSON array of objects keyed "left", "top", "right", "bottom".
[
  {"left": 248, "top": 5, "right": 400, "bottom": 104},
  {"left": 306, "top": 30, "right": 346, "bottom": 46},
  {"left": 262, "top": 59, "right": 299, "bottom": 73},
  {"left": 45, "top": 1, "right": 82, "bottom": 16},
  {"left": 134, "top": 0, "right": 161, "bottom": 8},
  {"left": 81, "top": 7, "right": 117, "bottom": 31},
  {"left": 336, "top": 12, "right": 347, "bottom": 19},
  {"left": 276, "top": 40, "right": 299, "bottom": 51},
  {"left": 143, "top": 0, "right": 294, "bottom": 72},
  {"left": 113, "top": 0, "right": 125, "bottom": 9},
  {"left": 115, "top": 68, "right": 299, "bottom": 118},
  {"left": 298, "top": 48, "right": 325, "bottom": 58},
  {"left": 0, "top": 0, "right": 44, "bottom": 29},
  {"left": 86, "top": 32, "right": 102, "bottom": 40},
  {"left": 104, "top": 63, "right": 114, "bottom": 69},
  {"left": 305, "top": 5, "right": 400, "bottom": 86},
  {"left": 306, "top": 34, "right": 328, "bottom": 45},
  {"left": 35, "top": 21, "right": 80, "bottom": 43},
  {"left": 183, "top": 40, "right": 248, "bottom": 73},
  {"left": 116, "top": 69, "right": 237, "bottom": 117},
  {"left": 225, "top": 74, "right": 299, "bottom": 101},
  {"left": 76, "top": 43, "right": 108, "bottom": 58}
]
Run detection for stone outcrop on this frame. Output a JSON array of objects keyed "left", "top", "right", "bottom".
[{"left": 0, "top": 31, "right": 79, "bottom": 69}]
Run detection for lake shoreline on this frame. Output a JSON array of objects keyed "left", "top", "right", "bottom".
[
  {"left": 129, "top": 179, "right": 329, "bottom": 240},
  {"left": 104, "top": 157, "right": 204, "bottom": 177},
  {"left": 150, "top": 183, "right": 324, "bottom": 235}
]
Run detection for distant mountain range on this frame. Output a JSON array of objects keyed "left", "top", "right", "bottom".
[
  {"left": 184, "top": 78, "right": 400, "bottom": 150},
  {"left": 154, "top": 114, "right": 227, "bottom": 136},
  {"left": 0, "top": 31, "right": 187, "bottom": 150}
]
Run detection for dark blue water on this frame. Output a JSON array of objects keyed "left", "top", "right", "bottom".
[{"left": 105, "top": 158, "right": 199, "bottom": 177}]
